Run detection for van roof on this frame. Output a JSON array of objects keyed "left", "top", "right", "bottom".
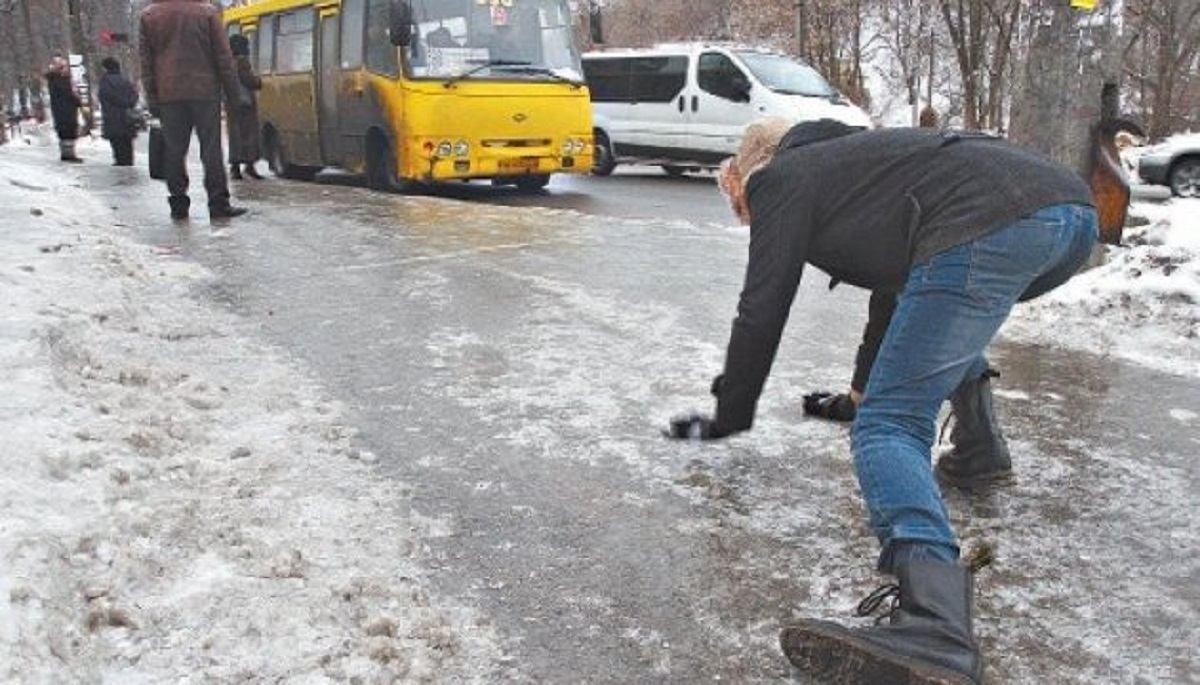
[{"left": 582, "top": 42, "right": 785, "bottom": 59}]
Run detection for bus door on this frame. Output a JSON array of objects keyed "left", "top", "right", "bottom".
[{"left": 317, "top": 12, "right": 341, "bottom": 163}]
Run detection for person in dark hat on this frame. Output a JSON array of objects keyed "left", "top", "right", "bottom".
[
  {"left": 44, "top": 55, "right": 83, "bottom": 163},
  {"left": 98, "top": 57, "right": 140, "bottom": 166},
  {"left": 226, "top": 34, "right": 264, "bottom": 180},
  {"left": 667, "top": 118, "right": 1098, "bottom": 684}
]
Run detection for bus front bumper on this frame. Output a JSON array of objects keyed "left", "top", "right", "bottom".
[{"left": 416, "top": 150, "right": 593, "bottom": 181}]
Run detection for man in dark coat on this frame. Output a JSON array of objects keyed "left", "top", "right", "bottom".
[
  {"left": 139, "top": 0, "right": 247, "bottom": 220},
  {"left": 44, "top": 55, "right": 83, "bottom": 163},
  {"left": 98, "top": 57, "right": 139, "bottom": 167},
  {"left": 668, "top": 118, "right": 1098, "bottom": 685},
  {"left": 226, "top": 34, "right": 264, "bottom": 180}
]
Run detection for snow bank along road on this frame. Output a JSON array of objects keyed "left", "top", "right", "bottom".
[{"left": 0, "top": 150, "right": 504, "bottom": 680}]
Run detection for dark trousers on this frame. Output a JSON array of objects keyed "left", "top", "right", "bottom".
[
  {"left": 159, "top": 101, "right": 230, "bottom": 209},
  {"left": 109, "top": 136, "right": 134, "bottom": 166}
]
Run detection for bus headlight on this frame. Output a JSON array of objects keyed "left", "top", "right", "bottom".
[
  {"left": 562, "top": 140, "right": 574, "bottom": 156},
  {"left": 453, "top": 140, "right": 470, "bottom": 158},
  {"left": 572, "top": 138, "right": 589, "bottom": 154},
  {"left": 436, "top": 141, "right": 454, "bottom": 157}
]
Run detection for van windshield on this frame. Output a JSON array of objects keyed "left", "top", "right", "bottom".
[
  {"left": 735, "top": 51, "right": 835, "bottom": 98},
  {"left": 407, "top": 0, "right": 582, "bottom": 82}
]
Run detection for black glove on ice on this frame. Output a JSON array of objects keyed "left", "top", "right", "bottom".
[
  {"left": 665, "top": 413, "right": 729, "bottom": 441},
  {"left": 802, "top": 391, "right": 857, "bottom": 423}
]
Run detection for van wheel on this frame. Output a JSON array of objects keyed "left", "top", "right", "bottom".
[
  {"left": 662, "top": 165, "right": 688, "bottom": 178},
  {"left": 1169, "top": 157, "right": 1200, "bottom": 198},
  {"left": 366, "top": 131, "right": 422, "bottom": 193},
  {"left": 515, "top": 174, "right": 551, "bottom": 192},
  {"left": 265, "top": 130, "right": 317, "bottom": 181},
  {"left": 592, "top": 131, "right": 616, "bottom": 177}
]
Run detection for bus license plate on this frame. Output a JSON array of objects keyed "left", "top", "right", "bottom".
[{"left": 500, "top": 157, "right": 540, "bottom": 173}]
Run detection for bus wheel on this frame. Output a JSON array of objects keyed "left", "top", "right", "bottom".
[
  {"left": 266, "top": 130, "right": 317, "bottom": 181},
  {"left": 515, "top": 174, "right": 551, "bottom": 192},
  {"left": 592, "top": 131, "right": 616, "bottom": 177},
  {"left": 366, "top": 132, "right": 422, "bottom": 194}
]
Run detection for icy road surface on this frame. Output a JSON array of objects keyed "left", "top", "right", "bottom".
[{"left": 3, "top": 141, "right": 1197, "bottom": 682}]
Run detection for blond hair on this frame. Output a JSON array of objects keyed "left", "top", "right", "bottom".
[{"left": 733, "top": 118, "right": 792, "bottom": 182}]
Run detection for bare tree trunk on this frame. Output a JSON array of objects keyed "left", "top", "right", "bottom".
[{"left": 1009, "top": 1, "right": 1120, "bottom": 173}]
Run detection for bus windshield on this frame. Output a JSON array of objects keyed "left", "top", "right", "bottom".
[
  {"left": 407, "top": 0, "right": 582, "bottom": 82},
  {"left": 735, "top": 51, "right": 835, "bottom": 98}
]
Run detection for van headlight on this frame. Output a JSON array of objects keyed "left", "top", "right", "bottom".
[
  {"left": 436, "top": 141, "right": 454, "bottom": 157},
  {"left": 454, "top": 140, "right": 470, "bottom": 157}
]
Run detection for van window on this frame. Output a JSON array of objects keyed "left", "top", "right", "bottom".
[
  {"left": 340, "top": 0, "right": 365, "bottom": 69},
  {"left": 698, "top": 52, "right": 749, "bottom": 101},
  {"left": 583, "top": 58, "right": 631, "bottom": 102},
  {"left": 630, "top": 57, "right": 687, "bottom": 103},
  {"left": 258, "top": 15, "right": 276, "bottom": 73},
  {"left": 276, "top": 9, "right": 314, "bottom": 74}
]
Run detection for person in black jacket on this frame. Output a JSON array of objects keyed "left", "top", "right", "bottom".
[
  {"left": 44, "top": 55, "right": 83, "bottom": 163},
  {"left": 668, "top": 119, "right": 1098, "bottom": 685},
  {"left": 98, "top": 58, "right": 139, "bottom": 166}
]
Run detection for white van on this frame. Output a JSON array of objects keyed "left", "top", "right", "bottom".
[{"left": 582, "top": 43, "right": 872, "bottom": 176}]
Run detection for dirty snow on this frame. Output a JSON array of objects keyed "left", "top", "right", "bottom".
[
  {"left": 1004, "top": 199, "right": 1200, "bottom": 378},
  {"left": 0, "top": 151, "right": 503, "bottom": 680}
]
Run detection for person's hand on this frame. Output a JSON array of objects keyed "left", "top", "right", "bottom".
[
  {"left": 148, "top": 104, "right": 161, "bottom": 119},
  {"left": 664, "top": 413, "right": 729, "bottom": 441},
  {"left": 802, "top": 391, "right": 857, "bottom": 422}
]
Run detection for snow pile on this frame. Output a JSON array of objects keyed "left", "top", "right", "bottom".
[
  {"left": 1005, "top": 199, "right": 1200, "bottom": 377},
  {"left": 0, "top": 155, "right": 502, "bottom": 680}
]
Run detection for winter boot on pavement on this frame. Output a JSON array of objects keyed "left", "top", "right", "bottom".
[
  {"left": 168, "top": 196, "right": 190, "bottom": 221},
  {"left": 936, "top": 368, "right": 1013, "bottom": 489},
  {"left": 780, "top": 559, "right": 983, "bottom": 685},
  {"left": 59, "top": 140, "right": 83, "bottom": 163},
  {"left": 244, "top": 163, "right": 264, "bottom": 180},
  {"left": 209, "top": 203, "right": 248, "bottom": 219},
  {"left": 230, "top": 163, "right": 244, "bottom": 181}
]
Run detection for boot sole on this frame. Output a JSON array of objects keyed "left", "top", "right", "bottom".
[
  {"left": 935, "top": 466, "right": 1014, "bottom": 491},
  {"left": 780, "top": 622, "right": 977, "bottom": 685}
]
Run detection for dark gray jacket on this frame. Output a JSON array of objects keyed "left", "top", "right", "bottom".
[{"left": 714, "top": 125, "right": 1092, "bottom": 434}]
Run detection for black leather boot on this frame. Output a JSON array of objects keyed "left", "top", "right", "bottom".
[
  {"left": 168, "top": 196, "right": 191, "bottom": 221},
  {"left": 781, "top": 559, "right": 983, "bottom": 684},
  {"left": 937, "top": 369, "right": 1013, "bottom": 489},
  {"left": 230, "top": 163, "right": 244, "bottom": 180}
]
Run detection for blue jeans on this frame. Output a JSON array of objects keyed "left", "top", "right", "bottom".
[{"left": 852, "top": 203, "right": 1098, "bottom": 573}]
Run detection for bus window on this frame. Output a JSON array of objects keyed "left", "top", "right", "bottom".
[
  {"left": 405, "top": 0, "right": 581, "bottom": 82},
  {"left": 258, "top": 15, "right": 275, "bottom": 73},
  {"left": 365, "top": 0, "right": 399, "bottom": 76},
  {"left": 276, "top": 9, "right": 315, "bottom": 74},
  {"left": 340, "top": 0, "right": 365, "bottom": 69}
]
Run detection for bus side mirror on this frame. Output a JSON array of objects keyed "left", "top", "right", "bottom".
[
  {"left": 589, "top": 4, "right": 605, "bottom": 45},
  {"left": 389, "top": 0, "right": 414, "bottom": 47}
]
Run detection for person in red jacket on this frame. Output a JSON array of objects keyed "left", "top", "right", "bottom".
[{"left": 139, "top": 0, "right": 247, "bottom": 220}]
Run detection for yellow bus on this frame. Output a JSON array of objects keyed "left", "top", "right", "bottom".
[{"left": 222, "top": 0, "right": 594, "bottom": 192}]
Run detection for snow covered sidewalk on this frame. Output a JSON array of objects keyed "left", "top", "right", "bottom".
[
  {"left": 0, "top": 151, "right": 501, "bottom": 680},
  {"left": 1004, "top": 198, "right": 1200, "bottom": 378}
]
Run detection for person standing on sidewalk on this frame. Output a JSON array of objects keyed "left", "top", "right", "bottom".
[
  {"left": 226, "top": 34, "right": 265, "bottom": 181},
  {"left": 44, "top": 55, "right": 83, "bottom": 164},
  {"left": 98, "top": 58, "right": 139, "bottom": 167},
  {"left": 139, "top": 0, "right": 247, "bottom": 220},
  {"left": 668, "top": 118, "right": 1097, "bottom": 684}
]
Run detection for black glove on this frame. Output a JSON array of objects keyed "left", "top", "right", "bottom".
[
  {"left": 664, "top": 413, "right": 729, "bottom": 441},
  {"left": 802, "top": 391, "right": 857, "bottom": 423}
]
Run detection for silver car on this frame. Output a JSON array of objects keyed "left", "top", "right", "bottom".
[{"left": 1138, "top": 133, "right": 1200, "bottom": 198}]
